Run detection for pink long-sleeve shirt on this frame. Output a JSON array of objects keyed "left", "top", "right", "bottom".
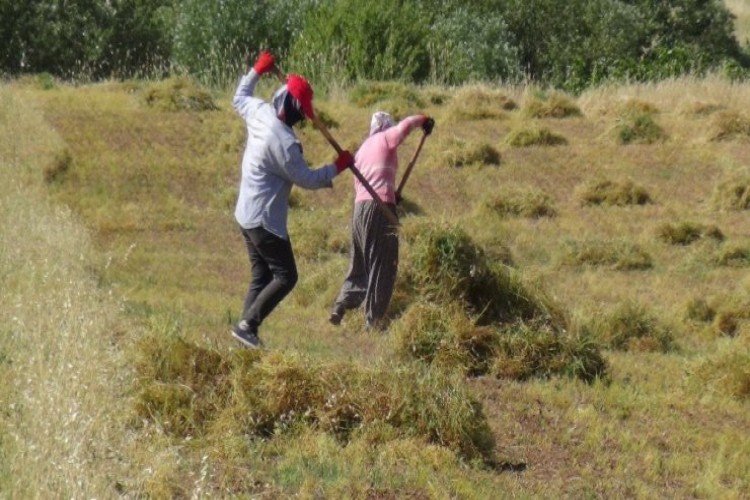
[{"left": 353, "top": 115, "right": 424, "bottom": 204}]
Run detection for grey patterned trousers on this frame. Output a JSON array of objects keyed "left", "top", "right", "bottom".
[{"left": 332, "top": 200, "right": 399, "bottom": 328}]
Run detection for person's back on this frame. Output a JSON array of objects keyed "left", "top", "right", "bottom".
[
  {"left": 229, "top": 50, "right": 354, "bottom": 348},
  {"left": 234, "top": 92, "right": 306, "bottom": 239},
  {"left": 353, "top": 114, "right": 426, "bottom": 204},
  {"left": 330, "top": 111, "right": 434, "bottom": 330}
]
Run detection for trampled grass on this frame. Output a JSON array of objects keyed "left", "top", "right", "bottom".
[{"left": 2, "top": 70, "right": 750, "bottom": 497}]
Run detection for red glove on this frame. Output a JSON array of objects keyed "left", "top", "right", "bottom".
[
  {"left": 334, "top": 151, "right": 354, "bottom": 174},
  {"left": 253, "top": 51, "right": 275, "bottom": 75}
]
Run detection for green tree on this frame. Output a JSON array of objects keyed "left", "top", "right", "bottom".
[
  {"left": 288, "top": 0, "right": 431, "bottom": 85},
  {"left": 425, "top": 3, "right": 521, "bottom": 84},
  {"left": 0, "top": 0, "right": 173, "bottom": 79},
  {"left": 622, "top": 0, "right": 746, "bottom": 79},
  {"left": 497, "top": 0, "right": 745, "bottom": 90},
  {"left": 0, "top": 1, "right": 34, "bottom": 73},
  {"left": 0, "top": 0, "right": 109, "bottom": 78},
  {"left": 171, "top": 0, "right": 315, "bottom": 87}
]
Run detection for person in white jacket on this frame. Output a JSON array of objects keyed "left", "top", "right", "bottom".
[{"left": 231, "top": 50, "right": 354, "bottom": 348}]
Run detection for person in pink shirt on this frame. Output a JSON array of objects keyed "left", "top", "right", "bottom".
[{"left": 330, "top": 111, "right": 434, "bottom": 330}]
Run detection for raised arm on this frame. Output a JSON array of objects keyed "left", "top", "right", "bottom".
[
  {"left": 233, "top": 51, "right": 277, "bottom": 119},
  {"left": 383, "top": 114, "right": 430, "bottom": 149}
]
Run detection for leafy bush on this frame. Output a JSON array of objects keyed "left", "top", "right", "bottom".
[
  {"left": 171, "top": 0, "right": 313, "bottom": 87},
  {"left": 0, "top": 0, "right": 171, "bottom": 80},
  {"left": 2, "top": 0, "right": 747, "bottom": 88},
  {"left": 424, "top": 4, "right": 522, "bottom": 85},
  {"left": 495, "top": 0, "right": 745, "bottom": 89},
  {"left": 288, "top": 0, "right": 430, "bottom": 85},
  {"left": 36, "top": 72, "right": 56, "bottom": 90},
  {"left": 497, "top": 0, "right": 648, "bottom": 91},
  {"left": 99, "top": 0, "right": 172, "bottom": 79}
]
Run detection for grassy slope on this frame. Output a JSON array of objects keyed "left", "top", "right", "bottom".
[
  {"left": 0, "top": 87, "right": 134, "bottom": 496},
  {"left": 2, "top": 72, "right": 750, "bottom": 497}
]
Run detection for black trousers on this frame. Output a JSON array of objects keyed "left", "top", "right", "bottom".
[{"left": 240, "top": 226, "right": 298, "bottom": 332}]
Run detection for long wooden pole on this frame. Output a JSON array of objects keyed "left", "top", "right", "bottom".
[{"left": 395, "top": 131, "right": 427, "bottom": 202}]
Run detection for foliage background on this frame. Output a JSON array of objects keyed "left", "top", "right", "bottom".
[{"left": 1, "top": 0, "right": 749, "bottom": 90}]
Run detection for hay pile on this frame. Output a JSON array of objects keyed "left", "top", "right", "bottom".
[
  {"left": 133, "top": 334, "right": 495, "bottom": 464},
  {"left": 393, "top": 223, "right": 607, "bottom": 381}
]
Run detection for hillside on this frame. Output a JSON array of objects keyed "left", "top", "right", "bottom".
[{"left": 1, "top": 74, "right": 749, "bottom": 497}]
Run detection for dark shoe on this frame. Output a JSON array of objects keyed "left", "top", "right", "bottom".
[
  {"left": 231, "top": 321, "right": 262, "bottom": 349},
  {"left": 329, "top": 305, "right": 345, "bottom": 326}
]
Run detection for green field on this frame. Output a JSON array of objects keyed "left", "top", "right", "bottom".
[{"left": 2, "top": 71, "right": 749, "bottom": 498}]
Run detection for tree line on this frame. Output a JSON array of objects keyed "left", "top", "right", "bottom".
[{"left": 1, "top": 0, "right": 748, "bottom": 91}]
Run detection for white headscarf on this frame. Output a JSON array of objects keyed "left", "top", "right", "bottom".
[{"left": 369, "top": 111, "right": 394, "bottom": 136}]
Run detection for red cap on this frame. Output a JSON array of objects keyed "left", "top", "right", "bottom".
[{"left": 286, "top": 74, "right": 315, "bottom": 119}]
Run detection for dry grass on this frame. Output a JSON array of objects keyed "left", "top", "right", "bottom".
[
  {"left": 581, "top": 301, "right": 675, "bottom": 352},
  {"left": 505, "top": 126, "right": 568, "bottom": 147},
  {"left": 708, "top": 110, "right": 750, "bottom": 141},
  {"left": 478, "top": 186, "right": 557, "bottom": 219},
  {"left": 715, "top": 242, "right": 750, "bottom": 267},
  {"left": 656, "top": 221, "right": 725, "bottom": 245},
  {"left": 348, "top": 80, "right": 425, "bottom": 117},
  {"left": 691, "top": 339, "right": 750, "bottom": 400},
  {"left": 726, "top": 0, "right": 750, "bottom": 42},
  {"left": 4, "top": 72, "right": 750, "bottom": 497},
  {"left": 558, "top": 238, "right": 653, "bottom": 271},
  {"left": 445, "top": 85, "right": 517, "bottom": 121},
  {"left": 617, "top": 112, "right": 667, "bottom": 144},
  {"left": 0, "top": 88, "right": 137, "bottom": 496},
  {"left": 443, "top": 138, "right": 501, "bottom": 168},
  {"left": 522, "top": 90, "right": 582, "bottom": 119},
  {"left": 141, "top": 76, "right": 219, "bottom": 111},
  {"left": 713, "top": 173, "right": 750, "bottom": 210},
  {"left": 576, "top": 178, "right": 652, "bottom": 206}
]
